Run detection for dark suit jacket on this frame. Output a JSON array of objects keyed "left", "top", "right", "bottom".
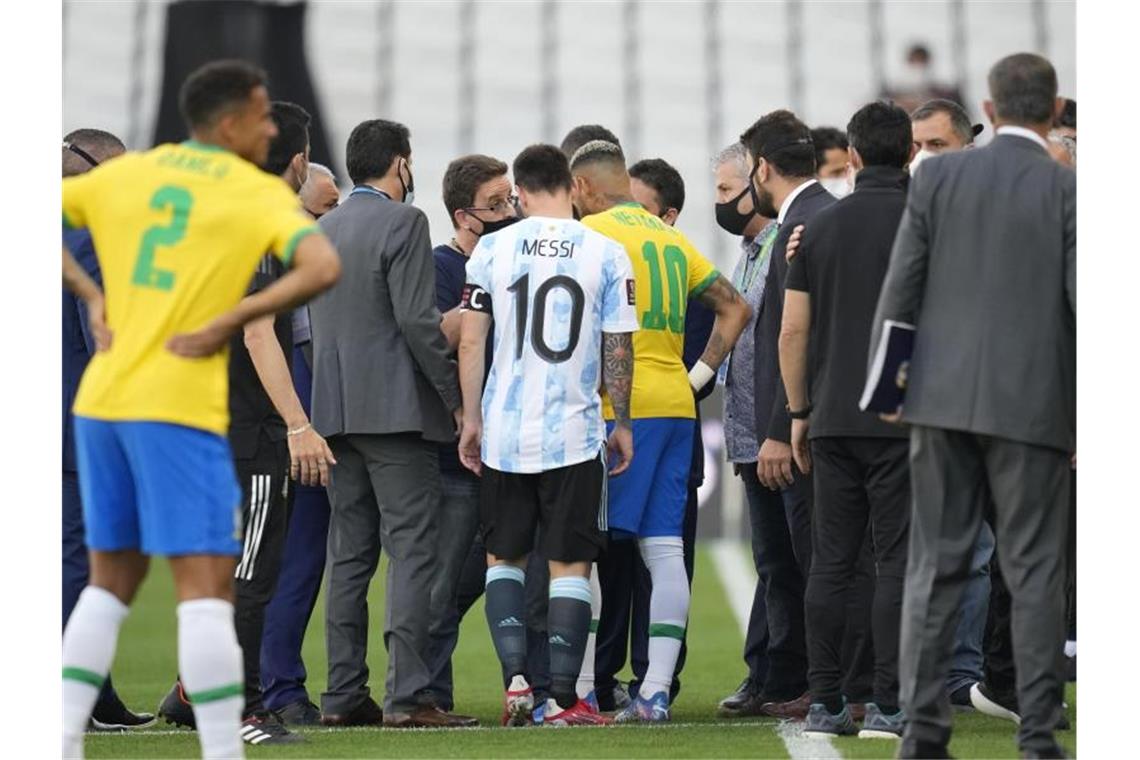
[
  {"left": 62, "top": 228, "right": 100, "bottom": 473},
  {"left": 309, "top": 190, "right": 460, "bottom": 443},
  {"left": 752, "top": 181, "right": 835, "bottom": 444},
  {"left": 870, "top": 133, "right": 1076, "bottom": 452}
]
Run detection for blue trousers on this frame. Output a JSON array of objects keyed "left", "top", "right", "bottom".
[
  {"left": 260, "top": 345, "right": 332, "bottom": 711},
  {"left": 945, "top": 522, "right": 995, "bottom": 694},
  {"left": 63, "top": 470, "right": 117, "bottom": 707}
]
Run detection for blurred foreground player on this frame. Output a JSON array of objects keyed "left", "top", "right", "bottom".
[
  {"left": 457, "top": 144, "right": 639, "bottom": 726},
  {"left": 61, "top": 60, "right": 340, "bottom": 759}
]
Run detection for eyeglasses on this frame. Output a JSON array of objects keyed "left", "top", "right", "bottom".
[
  {"left": 465, "top": 195, "right": 519, "bottom": 216},
  {"left": 64, "top": 142, "right": 100, "bottom": 168}
]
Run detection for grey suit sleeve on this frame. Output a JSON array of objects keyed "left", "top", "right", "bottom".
[
  {"left": 387, "top": 210, "right": 462, "bottom": 412},
  {"left": 1062, "top": 169, "right": 1076, "bottom": 315},
  {"left": 868, "top": 165, "right": 934, "bottom": 373}
]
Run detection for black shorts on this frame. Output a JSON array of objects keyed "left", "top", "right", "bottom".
[{"left": 480, "top": 451, "right": 608, "bottom": 563}]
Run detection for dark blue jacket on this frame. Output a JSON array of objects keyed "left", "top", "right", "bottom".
[{"left": 63, "top": 228, "right": 100, "bottom": 472}]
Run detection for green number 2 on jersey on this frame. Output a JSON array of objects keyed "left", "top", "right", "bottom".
[
  {"left": 640, "top": 241, "right": 688, "bottom": 334},
  {"left": 132, "top": 185, "right": 192, "bottom": 291}
]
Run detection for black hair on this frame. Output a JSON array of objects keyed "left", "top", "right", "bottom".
[
  {"left": 443, "top": 154, "right": 509, "bottom": 226},
  {"left": 512, "top": 144, "right": 573, "bottom": 194},
  {"left": 560, "top": 124, "right": 622, "bottom": 160},
  {"left": 739, "top": 109, "right": 816, "bottom": 179},
  {"left": 810, "top": 127, "right": 848, "bottom": 169},
  {"left": 911, "top": 98, "right": 975, "bottom": 145},
  {"left": 345, "top": 119, "right": 411, "bottom": 186},
  {"left": 629, "top": 158, "right": 685, "bottom": 214},
  {"left": 178, "top": 59, "right": 267, "bottom": 131},
  {"left": 1057, "top": 98, "right": 1076, "bottom": 129},
  {"left": 988, "top": 52, "right": 1058, "bottom": 125},
  {"left": 846, "top": 101, "right": 913, "bottom": 169},
  {"left": 264, "top": 101, "right": 311, "bottom": 176}
]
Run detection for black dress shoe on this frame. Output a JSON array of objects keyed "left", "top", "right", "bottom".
[
  {"left": 717, "top": 677, "right": 763, "bottom": 717},
  {"left": 320, "top": 696, "right": 384, "bottom": 727},
  {"left": 275, "top": 698, "right": 322, "bottom": 726}
]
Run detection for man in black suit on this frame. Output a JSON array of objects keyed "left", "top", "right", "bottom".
[
  {"left": 872, "top": 52, "right": 1075, "bottom": 759},
  {"left": 780, "top": 101, "right": 915, "bottom": 739},
  {"left": 736, "top": 110, "right": 834, "bottom": 718}
]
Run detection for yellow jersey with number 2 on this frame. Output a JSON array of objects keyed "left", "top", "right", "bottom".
[
  {"left": 583, "top": 202, "right": 719, "bottom": 420},
  {"left": 62, "top": 140, "right": 319, "bottom": 435}
]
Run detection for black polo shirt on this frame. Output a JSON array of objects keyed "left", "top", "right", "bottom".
[
  {"left": 785, "top": 165, "right": 909, "bottom": 440},
  {"left": 228, "top": 253, "right": 292, "bottom": 458}
]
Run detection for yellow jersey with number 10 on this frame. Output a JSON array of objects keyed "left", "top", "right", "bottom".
[
  {"left": 62, "top": 140, "right": 319, "bottom": 435},
  {"left": 583, "top": 203, "right": 719, "bottom": 420}
]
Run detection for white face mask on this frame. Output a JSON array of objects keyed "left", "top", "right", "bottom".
[
  {"left": 819, "top": 176, "right": 851, "bottom": 199},
  {"left": 909, "top": 148, "right": 936, "bottom": 175}
]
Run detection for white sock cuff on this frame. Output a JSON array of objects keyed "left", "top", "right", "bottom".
[
  {"left": 639, "top": 536, "right": 684, "bottom": 560},
  {"left": 486, "top": 564, "right": 526, "bottom": 585},
  {"left": 78, "top": 586, "right": 129, "bottom": 622},
  {"left": 177, "top": 598, "right": 234, "bottom": 622},
  {"left": 549, "top": 576, "right": 592, "bottom": 604}
]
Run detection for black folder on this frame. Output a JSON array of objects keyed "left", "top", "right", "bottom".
[{"left": 859, "top": 320, "right": 916, "bottom": 413}]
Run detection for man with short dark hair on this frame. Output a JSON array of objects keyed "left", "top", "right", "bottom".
[
  {"left": 61, "top": 127, "right": 155, "bottom": 734},
  {"left": 62, "top": 59, "right": 341, "bottom": 759},
  {"left": 457, "top": 143, "right": 638, "bottom": 726},
  {"left": 158, "top": 100, "right": 335, "bottom": 746},
  {"left": 781, "top": 101, "right": 915, "bottom": 739},
  {"left": 560, "top": 124, "right": 622, "bottom": 160},
  {"left": 738, "top": 108, "right": 834, "bottom": 719},
  {"left": 874, "top": 52, "right": 1074, "bottom": 759},
  {"left": 309, "top": 118, "right": 477, "bottom": 729},
  {"left": 427, "top": 153, "right": 522, "bottom": 713},
  {"left": 810, "top": 127, "right": 850, "bottom": 198},
  {"left": 626, "top": 157, "right": 715, "bottom": 706}
]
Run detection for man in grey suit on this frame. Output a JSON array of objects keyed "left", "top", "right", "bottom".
[
  {"left": 309, "top": 119, "right": 477, "bottom": 729},
  {"left": 872, "top": 53, "right": 1075, "bottom": 759}
]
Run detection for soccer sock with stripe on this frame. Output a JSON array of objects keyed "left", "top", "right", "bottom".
[
  {"left": 548, "top": 575, "right": 593, "bottom": 709},
  {"left": 178, "top": 599, "right": 245, "bottom": 760},
  {"left": 575, "top": 565, "right": 603, "bottom": 699},
  {"left": 62, "top": 586, "right": 129, "bottom": 759},
  {"left": 639, "top": 536, "right": 690, "bottom": 700},
  {"left": 485, "top": 564, "right": 528, "bottom": 685}
]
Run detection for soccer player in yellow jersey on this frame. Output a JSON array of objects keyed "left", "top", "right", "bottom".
[
  {"left": 60, "top": 60, "right": 340, "bottom": 760},
  {"left": 571, "top": 140, "right": 752, "bottom": 722}
]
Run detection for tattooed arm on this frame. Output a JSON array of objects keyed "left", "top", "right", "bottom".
[
  {"left": 696, "top": 274, "right": 752, "bottom": 371},
  {"left": 602, "top": 330, "right": 634, "bottom": 475}
]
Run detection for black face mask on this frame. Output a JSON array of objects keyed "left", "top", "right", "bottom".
[
  {"left": 715, "top": 185, "right": 756, "bottom": 236},
  {"left": 471, "top": 213, "right": 520, "bottom": 236}
]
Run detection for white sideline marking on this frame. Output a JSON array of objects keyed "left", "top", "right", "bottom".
[
  {"left": 710, "top": 540, "right": 841, "bottom": 760},
  {"left": 90, "top": 720, "right": 780, "bottom": 737}
]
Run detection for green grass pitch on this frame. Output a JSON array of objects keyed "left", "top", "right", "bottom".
[{"left": 83, "top": 546, "right": 1075, "bottom": 758}]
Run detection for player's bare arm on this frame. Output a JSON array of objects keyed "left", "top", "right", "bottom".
[
  {"left": 167, "top": 233, "right": 340, "bottom": 358},
  {"left": 695, "top": 274, "right": 752, "bottom": 371},
  {"left": 457, "top": 308, "right": 492, "bottom": 475},
  {"left": 602, "top": 330, "right": 635, "bottom": 476},
  {"left": 779, "top": 289, "right": 812, "bottom": 475},
  {"left": 62, "top": 244, "right": 111, "bottom": 351},
  {"left": 243, "top": 315, "right": 337, "bottom": 486}
]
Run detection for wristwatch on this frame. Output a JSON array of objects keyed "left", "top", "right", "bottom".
[{"left": 787, "top": 404, "right": 812, "bottom": 420}]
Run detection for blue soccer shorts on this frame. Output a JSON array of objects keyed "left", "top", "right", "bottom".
[
  {"left": 604, "top": 417, "right": 694, "bottom": 538},
  {"left": 73, "top": 417, "right": 243, "bottom": 557}
]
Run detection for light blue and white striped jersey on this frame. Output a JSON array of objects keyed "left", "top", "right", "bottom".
[{"left": 464, "top": 216, "right": 639, "bottom": 474}]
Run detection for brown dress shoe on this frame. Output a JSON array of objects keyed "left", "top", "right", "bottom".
[
  {"left": 760, "top": 691, "right": 812, "bottom": 720},
  {"left": 382, "top": 705, "right": 479, "bottom": 728},
  {"left": 319, "top": 697, "right": 384, "bottom": 727}
]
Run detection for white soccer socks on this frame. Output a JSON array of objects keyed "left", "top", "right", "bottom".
[
  {"left": 178, "top": 599, "right": 245, "bottom": 760},
  {"left": 575, "top": 565, "right": 603, "bottom": 699},
  {"left": 62, "top": 586, "right": 129, "bottom": 759},
  {"left": 639, "top": 537, "right": 689, "bottom": 701}
]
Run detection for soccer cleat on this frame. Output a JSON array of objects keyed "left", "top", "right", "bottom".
[
  {"left": 89, "top": 695, "right": 156, "bottom": 731},
  {"left": 544, "top": 697, "right": 613, "bottom": 726},
  {"left": 583, "top": 689, "right": 600, "bottom": 712},
  {"left": 532, "top": 702, "right": 546, "bottom": 725},
  {"left": 803, "top": 702, "right": 858, "bottom": 738},
  {"left": 595, "top": 682, "right": 632, "bottom": 712},
  {"left": 858, "top": 703, "right": 905, "bottom": 739},
  {"left": 157, "top": 681, "right": 196, "bottom": 729},
  {"left": 240, "top": 711, "right": 305, "bottom": 745},
  {"left": 614, "top": 691, "right": 671, "bottom": 724},
  {"left": 501, "top": 675, "right": 535, "bottom": 727}
]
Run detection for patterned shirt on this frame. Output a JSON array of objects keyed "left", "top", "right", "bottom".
[
  {"left": 463, "top": 216, "right": 639, "bottom": 474},
  {"left": 723, "top": 221, "right": 778, "bottom": 462}
]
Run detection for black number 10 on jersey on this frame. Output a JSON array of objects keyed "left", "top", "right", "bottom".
[{"left": 507, "top": 273, "right": 585, "bottom": 364}]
